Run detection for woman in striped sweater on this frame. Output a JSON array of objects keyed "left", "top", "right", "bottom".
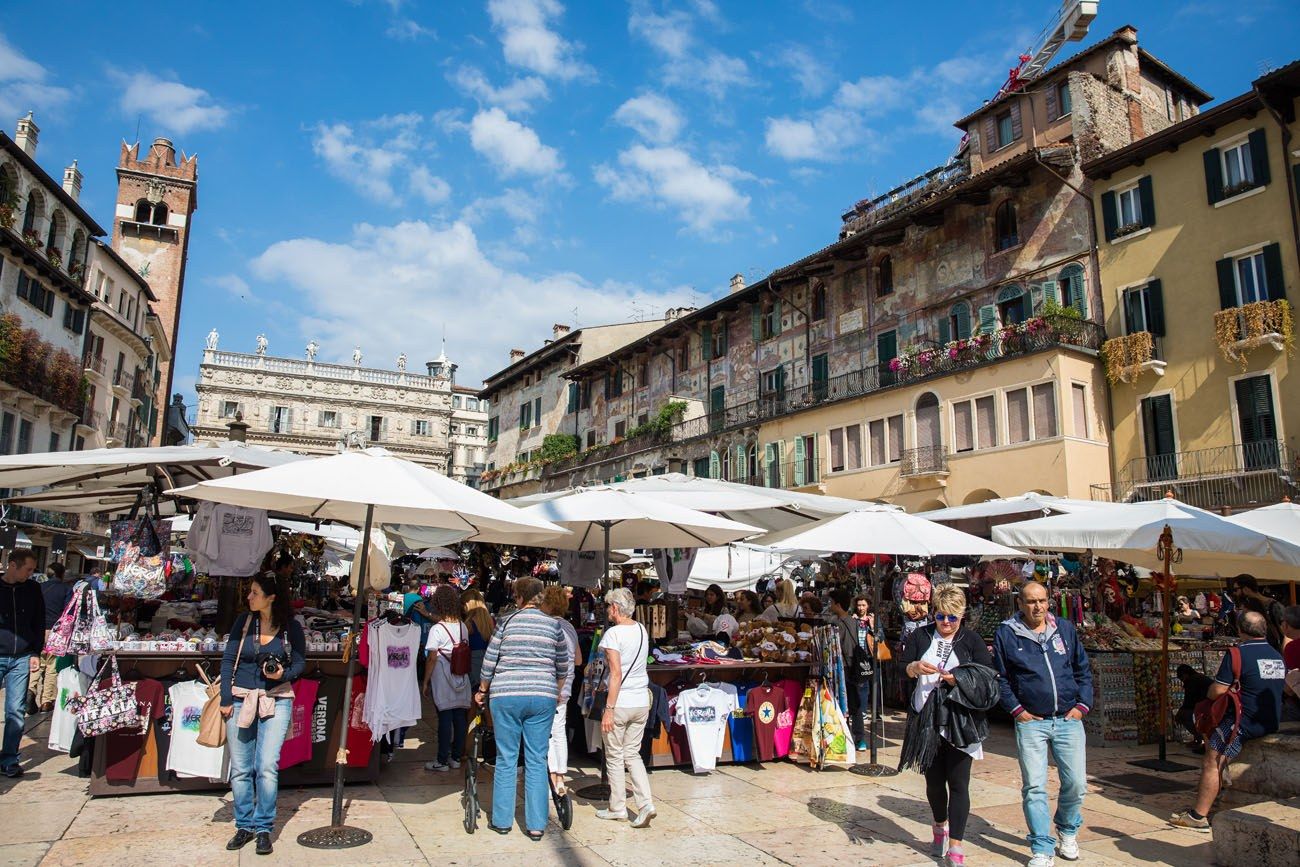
[{"left": 476, "top": 576, "right": 573, "bottom": 840}]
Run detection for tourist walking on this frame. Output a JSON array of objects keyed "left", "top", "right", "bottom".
[
  {"left": 829, "top": 589, "right": 873, "bottom": 751},
  {"left": 542, "top": 585, "right": 580, "bottom": 796},
  {"left": 993, "top": 580, "right": 1093, "bottom": 867},
  {"left": 0, "top": 549, "right": 43, "bottom": 778},
  {"left": 220, "top": 573, "right": 306, "bottom": 855},
  {"left": 476, "top": 577, "right": 572, "bottom": 840},
  {"left": 423, "top": 585, "right": 472, "bottom": 772},
  {"left": 461, "top": 588, "right": 494, "bottom": 686},
  {"left": 1170, "top": 611, "right": 1284, "bottom": 831},
  {"left": 900, "top": 584, "right": 998, "bottom": 867},
  {"left": 594, "top": 587, "right": 655, "bottom": 827}
]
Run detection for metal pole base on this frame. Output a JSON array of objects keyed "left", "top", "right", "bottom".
[
  {"left": 574, "top": 783, "right": 612, "bottom": 801},
  {"left": 1128, "top": 758, "right": 1198, "bottom": 774},
  {"left": 849, "top": 763, "right": 899, "bottom": 777},
  {"left": 296, "top": 824, "right": 373, "bottom": 849}
]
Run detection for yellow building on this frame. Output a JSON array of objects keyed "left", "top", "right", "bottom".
[{"left": 1084, "top": 62, "right": 1300, "bottom": 508}]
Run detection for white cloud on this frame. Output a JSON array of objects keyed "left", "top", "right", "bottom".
[
  {"left": 613, "top": 93, "right": 683, "bottom": 144},
  {"left": 385, "top": 17, "right": 435, "bottom": 40},
  {"left": 487, "top": 0, "right": 591, "bottom": 81},
  {"left": 769, "top": 45, "right": 833, "bottom": 98},
  {"left": 249, "top": 220, "right": 693, "bottom": 383},
  {"left": 461, "top": 188, "right": 541, "bottom": 226},
  {"left": 212, "top": 274, "right": 250, "bottom": 299},
  {"left": 594, "top": 144, "right": 750, "bottom": 234},
  {"left": 311, "top": 115, "right": 450, "bottom": 205},
  {"left": 0, "top": 34, "right": 72, "bottom": 120},
  {"left": 468, "top": 108, "right": 562, "bottom": 177},
  {"left": 117, "top": 71, "right": 230, "bottom": 135},
  {"left": 628, "top": 3, "right": 753, "bottom": 100},
  {"left": 450, "top": 65, "right": 549, "bottom": 114}
]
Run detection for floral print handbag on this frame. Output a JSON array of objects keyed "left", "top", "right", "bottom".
[{"left": 67, "top": 655, "right": 142, "bottom": 737}]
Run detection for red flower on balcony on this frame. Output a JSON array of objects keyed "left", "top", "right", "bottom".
[{"left": 21, "top": 228, "right": 43, "bottom": 249}]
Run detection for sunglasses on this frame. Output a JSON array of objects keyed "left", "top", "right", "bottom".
[{"left": 934, "top": 613, "right": 961, "bottom": 623}]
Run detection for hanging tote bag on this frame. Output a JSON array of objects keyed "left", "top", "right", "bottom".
[
  {"left": 44, "top": 582, "right": 87, "bottom": 656},
  {"left": 114, "top": 519, "right": 167, "bottom": 599},
  {"left": 44, "top": 583, "right": 115, "bottom": 656},
  {"left": 67, "top": 655, "right": 142, "bottom": 737},
  {"left": 195, "top": 618, "right": 251, "bottom": 748}
]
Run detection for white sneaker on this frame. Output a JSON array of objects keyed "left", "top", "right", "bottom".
[
  {"left": 448, "top": 759, "right": 462, "bottom": 769},
  {"left": 594, "top": 808, "right": 627, "bottom": 821},
  {"left": 1028, "top": 854, "right": 1056, "bottom": 867},
  {"left": 630, "top": 806, "right": 656, "bottom": 828},
  {"left": 1057, "top": 832, "right": 1079, "bottom": 861},
  {"left": 424, "top": 761, "right": 449, "bottom": 772}
]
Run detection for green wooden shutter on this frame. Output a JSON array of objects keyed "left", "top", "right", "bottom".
[
  {"left": 937, "top": 314, "right": 951, "bottom": 345},
  {"left": 1142, "top": 395, "right": 1176, "bottom": 457},
  {"left": 701, "top": 325, "right": 712, "bottom": 360},
  {"left": 1100, "top": 190, "right": 1117, "bottom": 241},
  {"left": 751, "top": 303, "right": 762, "bottom": 341},
  {"left": 1235, "top": 376, "right": 1277, "bottom": 443},
  {"left": 1203, "top": 148, "right": 1223, "bottom": 204},
  {"left": 876, "top": 331, "right": 897, "bottom": 363},
  {"left": 978, "top": 304, "right": 998, "bottom": 333},
  {"left": 709, "top": 450, "right": 720, "bottom": 479},
  {"left": 1262, "top": 242, "right": 1286, "bottom": 301},
  {"left": 793, "top": 437, "right": 806, "bottom": 486},
  {"left": 777, "top": 440, "right": 787, "bottom": 488},
  {"left": 734, "top": 444, "right": 745, "bottom": 482},
  {"left": 1247, "top": 129, "right": 1271, "bottom": 187},
  {"left": 1146, "top": 279, "right": 1165, "bottom": 337},
  {"left": 567, "top": 382, "right": 579, "bottom": 413},
  {"left": 763, "top": 443, "right": 776, "bottom": 487},
  {"left": 1064, "top": 270, "right": 1086, "bottom": 317},
  {"left": 1137, "top": 176, "right": 1156, "bottom": 228},
  {"left": 1216, "top": 257, "right": 1237, "bottom": 309},
  {"left": 955, "top": 304, "right": 972, "bottom": 340}
]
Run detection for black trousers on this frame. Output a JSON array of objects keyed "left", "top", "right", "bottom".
[{"left": 924, "top": 740, "right": 973, "bottom": 839}]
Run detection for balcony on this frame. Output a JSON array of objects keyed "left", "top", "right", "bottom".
[
  {"left": 103, "top": 419, "right": 127, "bottom": 444},
  {"left": 900, "top": 445, "right": 949, "bottom": 478},
  {"left": 1093, "top": 440, "right": 1298, "bottom": 510},
  {"left": 1214, "top": 300, "right": 1292, "bottom": 365},
  {"left": 111, "top": 369, "right": 134, "bottom": 394},
  {"left": 7, "top": 506, "right": 79, "bottom": 531},
  {"left": 1101, "top": 332, "right": 1165, "bottom": 384},
  {"left": 84, "top": 354, "right": 107, "bottom": 379},
  {"left": 78, "top": 407, "right": 104, "bottom": 434}
]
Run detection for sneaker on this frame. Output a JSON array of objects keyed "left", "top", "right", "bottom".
[
  {"left": 1, "top": 765, "right": 24, "bottom": 779},
  {"left": 945, "top": 851, "right": 966, "bottom": 867},
  {"left": 1027, "top": 854, "right": 1055, "bottom": 867},
  {"left": 594, "top": 808, "right": 628, "bottom": 821},
  {"left": 1169, "top": 810, "right": 1211, "bottom": 833},
  {"left": 255, "top": 832, "right": 273, "bottom": 855},
  {"left": 424, "top": 761, "right": 449, "bottom": 772},
  {"left": 856, "top": 740, "right": 868, "bottom": 752},
  {"left": 1057, "top": 831, "right": 1079, "bottom": 861},
  {"left": 448, "top": 759, "right": 462, "bottom": 769},
  {"left": 630, "top": 806, "right": 656, "bottom": 828},
  {"left": 930, "top": 824, "right": 948, "bottom": 857},
  {"left": 226, "top": 830, "right": 256, "bottom": 851}
]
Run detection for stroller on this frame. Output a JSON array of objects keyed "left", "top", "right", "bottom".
[{"left": 462, "top": 706, "right": 573, "bottom": 834}]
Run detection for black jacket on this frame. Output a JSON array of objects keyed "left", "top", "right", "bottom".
[
  {"left": 898, "top": 625, "right": 995, "bottom": 772},
  {"left": 0, "top": 578, "right": 46, "bottom": 657},
  {"left": 835, "top": 614, "right": 874, "bottom": 681}
]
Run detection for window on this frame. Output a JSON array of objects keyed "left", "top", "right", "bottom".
[
  {"left": 533, "top": 396, "right": 542, "bottom": 427},
  {"left": 369, "top": 415, "right": 384, "bottom": 441},
  {"left": 916, "top": 392, "right": 941, "bottom": 452},
  {"left": 1233, "top": 250, "right": 1269, "bottom": 305},
  {"left": 1205, "top": 130, "right": 1269, "bottom": 204},
  {"left": 710, "top": 323, "right": 727, "bottom": 359},
  {"left": 270, "top": 406, "right": 292, "bottom": 434},
  {"left": 1054, "top": 81, "right": 1071, "bottom": 118},
  {"left": 677, "top": 341, "right": 690, "bottom": 371},
  {"left": 828, "top": 425, "right": 862, "bottom": 472},
  {"left": 519, "top": 401, "right": 533, "bottom": 430},
  {"left": 0, "top": 412, "right": 12, "bottom": 455},
  {"left": 1032, "top": 382, "right": 1058, "bottom": 438},
  {"left": 875, "top": 256, "right": 894, "bottom": 297},
  {"left": 1071, "top": 383, "right": 1089, "bottom": 439},
  {"left": 1222, "top": 139, "right": 1254, "bottom": 191},
  {"left": 994, "top": 200, "right": 1019, "bottom": 251},
  {"left": 1118, "top": 185, "right": 1141, "bottom": 228},
  {"left": 566, "top": 382, "right": 579, "bottom": 414},
  {"left": 975, "top": 395, "right": 997, "bottom": 449},
  {"left": 953, "top": 401, "right": 974, "bottom": 453},
  {"left": 466, "top": 426, "right": 478, "bottom": 436},
  {"left": 220, "top": 401, "right": 240, "bottom": 419},
  {"left": 942, "top": 302, "right": 972, "bottom": 344},
  {"left": 761, "top": 366, "right": 786, "bottom": 397},
  {"left": 793, "top": 434, "right": 817, "bottom": 486},
  {"left": 887, "top": 415, "right": 904, "bottom": 462},
  {"left": 996, "top": 284, "right": 1027, "bottom": 325},
  {"left": 747, "top": 442, "right": 759, "bottom": 480},
  {"left": 413, "top": 419, "right": 431, "bottom": 437},
  {"left": 48, "top": 431, "right": 59, "bottom": 452},
  {"left": 811, "top": 283, "right": 827, "bottom": 321},
  {"left": 637, "top": 413, "right": 649, "bottom": 429},
  {"left": 467, "top": 398, "right": 479, "bottom": 411},
  {"left": 487, "top": 417, "right": 499, "bottom": 442},
  {"left": 1235, "top": 375, "right": 1280, "bottom": 470},
  {"left": 453, "top": 395, "right": 462, "bottom": 408},
  {"left": 586, "top": 429, "right": 597, "bottom": 449},
  {"left": 1141, "top": 394, "right": 1178, "bottom": 481},
  {"left": 62, "top": 302, "right": 85, "bottom": 335},
  {"left": 606, "top": 369, "right": 624, "bottom": 398},
  {"left": 1007, "top": 389, "right": 1031, "bottom": 444},
  {"left": 1057, "top": 264, "right": 1087, "bottom": 317},
  {"left": 16, "top": 419, "right": 31, "bottom": 454},
  {"left": 1123, "top": 280, "right": 1165, "bottom": 337},
  {"left": 318, "top": 410, "right": 339, "bottom": 428},
  {"left": 693, "top": 457, "right": 711, "bottom": 479},
  {"left": 761, "top": 301, "right": 780, "bottom": 340},
  {"left": 638, "top": 359, "right": 650, "bottom": 388},
  {"left": 996, "top": 110, "right": 1014, "bottom": 148},
  {"left": 614, "top": 420, "right": 626, "bottom": 440}
]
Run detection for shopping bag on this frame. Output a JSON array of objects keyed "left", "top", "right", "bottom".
[
  {"left": 114, "top": 519, "right": 167, "bottom": 599},
  {"left": 195, "top": 666, "right": 227, "bottom": 748},
  {"left": 109, "top": 517, "right": 170, "bottom": 564},
  {"left": 44, "top": 583, "right": 115, "bottom": 655},
  {"left": 43, "top": 582, "right": 87, "bottom": 655},
  {"left": 67, "top": 656, "right": 141, "bottom": 737}
]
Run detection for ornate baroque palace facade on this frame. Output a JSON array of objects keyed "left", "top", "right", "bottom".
[{"left": 192, "top": 333, "right": 486, "bottom": 482}]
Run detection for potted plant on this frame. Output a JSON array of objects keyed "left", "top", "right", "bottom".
[
  {"left": 21, "top": 228, "right": 43, "bottom": 249},
  {"left": 47, "top": 248, "right": 62, "bottom": 268}
]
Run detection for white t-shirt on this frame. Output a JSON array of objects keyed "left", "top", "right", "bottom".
[
  {"left": 165, "top": 681, "right": 229, "bottom": 780},
  {"left": 557, "top": 618, "right": 579, "bottom": 701},
  {"left": 911, "top": 631, "right": 982, "bottom": 760},
  {"left": 48, "top": 667, "right": 89, "bottom": 753},
  {"left": 673, "top": 684, "right": 738, "bottom": 773},
  {"left": 363, "top": 620, "right": 423, "bottom": 742},
  {"left": 598, "top": 623, "right": 650, "bottom": 709},
  {"left": 758, "top": 603, "right": 799, "bottom": 622},
  {"left": 425, "top": 621, "right": 472, "bottom": 711},
  {"left": 186, "top": 502, "right": 273, "bottom": 577}
]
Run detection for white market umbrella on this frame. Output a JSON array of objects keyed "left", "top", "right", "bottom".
[
  {"left": 168, "top": 448, "right": 567, "bottom": 846},
  {"left": 418, "top": 546, "right": 461, "bottom": 560},
  {"left": 758, "top": 508, "right": 1026, "bottom": 558},
  {"left": 1227, "top": 500, "right": 1300, "bottom": 551},
  {"left": 686, "top": 543, "right": 789, "bottom": 592}
]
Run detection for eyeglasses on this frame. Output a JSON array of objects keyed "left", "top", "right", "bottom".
[{"left": 934, "top": 613, "right": 961, "bottom": 623}]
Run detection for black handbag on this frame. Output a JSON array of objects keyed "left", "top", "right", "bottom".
[{"left": 587, "top": 625, "right": 645, "bottom": 722}]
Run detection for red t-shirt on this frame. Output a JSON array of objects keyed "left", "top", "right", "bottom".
[
  {"left": 278, "top": 678, "right": 320, "bottom": 770},
  {"left": 1284, "top": 639, "right": 1300, "bottom": 672},
  {"left": 103, "top": 678, "right": 166, "bottom": 783},
  {"left": 744, "top": 685, "right": 788, "bottom": 762}
]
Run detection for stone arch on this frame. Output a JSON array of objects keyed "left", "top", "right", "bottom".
[
  {"left": 915, "top": 391, "right": 941, "bottom": 451},
  {"left": 21, "top": 187, "right": 44, "bottom": 235},
  {"left": 45, "top": 208, "right": 66, "bottom": 256},
  {"left": 963, "top": 488, "right": 1001, "bottom": 505},
  {"left": 917, "top": 498, "right": 948, "bottom": 513}
]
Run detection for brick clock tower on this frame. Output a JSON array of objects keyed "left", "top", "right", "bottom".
[{"left": 111, "top": 137, "right": 198, "bottom": 419}]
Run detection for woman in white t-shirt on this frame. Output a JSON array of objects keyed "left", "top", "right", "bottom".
[
  {"left": 423, "top": 585, "right": 472, "bottom": 772},
  {"left": 593, "top": 587, "right": 655, "bottom": 828},
  {"left": 758, "top": 578, "right": 800, "bottom": 621},
  {"left": 542, "top": 585, "right": 581, "bottom": 795}
]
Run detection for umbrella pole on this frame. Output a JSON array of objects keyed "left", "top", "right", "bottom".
[
  {"left": 1129, "top": 524, "right": 1195, "bottom": 774},
  {"left": 852, "top": 564, "right": 897, "bottom": 777},
  {"left": 298, "top": 503, "right": 376, "bottom": 849}
]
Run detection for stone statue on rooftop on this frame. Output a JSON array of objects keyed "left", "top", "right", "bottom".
[{"left": 205, "top": 328, "right": 219, "bottom": 350}]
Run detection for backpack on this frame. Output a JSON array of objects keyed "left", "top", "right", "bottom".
[{"left": 441, "top": 623, "right": 471, "bottom": 677}]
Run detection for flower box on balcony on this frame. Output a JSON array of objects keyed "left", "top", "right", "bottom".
[
  {"left": 1214, "top": 299, "right": 1294, "bottom": 366},
  {"left": 1101, "top": 332, "right": 1164, "bottom": 384}
]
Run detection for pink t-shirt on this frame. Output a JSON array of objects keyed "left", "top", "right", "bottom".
[
  {"left": 773, "top": 678, "right": 803, "bottom": 758},
  {"left": 278, "top": 678, "right": 319, "bottom": 770}
]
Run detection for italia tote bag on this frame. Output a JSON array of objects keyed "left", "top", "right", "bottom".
[
  {"left": 45, "top": 582, "right": 115, "bottom": 656},
  {"left": 67, "top": 655, "right": 141, "bottom": 737},
  {"left": 114, "top": 519, "right": 167, "bottom": 599}
]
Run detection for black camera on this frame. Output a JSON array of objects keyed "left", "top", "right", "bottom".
[{"left": 257, "top": 652, "right": 287, "bottom": 677}]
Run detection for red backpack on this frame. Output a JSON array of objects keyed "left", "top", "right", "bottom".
[
  {"left": 1193, "top": 647, "right": 1242, "bottom": 741},
  {"left": 441, "top": 623, "right": 471, "bottom": 676}
]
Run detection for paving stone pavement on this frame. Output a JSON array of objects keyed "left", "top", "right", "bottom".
[{"left": 0, "top": 705, "right": 1265, "bottom": 866}]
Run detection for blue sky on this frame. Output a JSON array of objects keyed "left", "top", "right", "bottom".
[{"left": 2, "top": 0, "right": 1297, "bottom": 403}]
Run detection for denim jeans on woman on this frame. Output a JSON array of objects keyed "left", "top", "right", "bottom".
[
  {"left": 0, "top": 655, "right": 32, "bottom": 772},
  {"left": 437, "top": 708, "right": 467, "bottom": 766},
  {"left": 489, "top": 694, "right": 556, "bottom": 832},
  {"left": 227, "top": 698, "right": 293, "bottom": 834},
  {"left": 1014, "top": 716, "right": 1087, "bottom": 855}
]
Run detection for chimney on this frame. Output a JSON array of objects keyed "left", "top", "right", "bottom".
[
  {"left": 552, "top": 323, "right": 571, "bottom": 340},
  {"left": 729, "top": 273, "right": 746, "bottom": 293},
  {"left": 62, "top": 160, "right": 83, "bottom": 202},
  {"left": 14, "top": 112, "right": 38, "bottom": 158},
  {"left": 150, "top": 137, "right": 176, "bottom": 166},
  {"left": 226, "top": 413, "right": 249, "bottom": 443},
  {"left": 509, "top": 348, "right": 526, "bottom": 363}
]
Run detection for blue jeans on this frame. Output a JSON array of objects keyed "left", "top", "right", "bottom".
[
  {"left": 0, "top": 655, "right": 31, "bottom": 771},
  {"left": 227, "top": 698, "right": 293, "bottom": 834},
  {"left": 849, "top": 678, "right": 872, "bottom": 744},
  {"left": 490, "top": 694, "right": 555, "bottom": 833},
  {"left": 1015, "top": 717, "right": 1087, "bottom": 854},
  {"left": 437, "top": 708, "right": 467, "bottom": 765}
]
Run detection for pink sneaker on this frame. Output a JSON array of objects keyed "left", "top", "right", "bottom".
[
  {"left": 945, "top": 848, "right": 966, "bottom": 867},
  {"left": 930, "top": 823, "right": 948, "bottom": 857}
]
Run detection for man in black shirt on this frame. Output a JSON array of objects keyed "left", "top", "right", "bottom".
[
  {"left": 0, "top": 549, "right": 45, "bottom": 777},
  {"left": 1231, "top": 574, "right": 1286, "bottom": 651}
]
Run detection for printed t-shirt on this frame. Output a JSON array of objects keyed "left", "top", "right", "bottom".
[
  {"left": 728, "top": 684, "right": 755, "bottom": 762},
  {"left": 103, "top": 678, "right": 165, "bottom": 783},
  {"left": 344, "top": 674, "right": 374, "bottom": 767},
  {"left": 774, "top": 678, "right": 802, "bottom": 758},
  {"left": 673, "top": 684, "right": 737, "bottom": 773},
  {"left": 1216, "top": 639, "right": 1285, "bottom": 740},
  {"left": 745, "top": 684, "right": 788, "bottom": 761},
  {"left": 165, "top": 680, "right": 228, "bottom": 779},
  {"left": 598, "top": 623, "right": 650, "bottom": 708},
  {"left": 666, "top": 692, "right": 692, "bottom": 766},
  {"left": 278, "top": 677, "right": 320, "bottom": 770},
  {"left": 303, "top": 676, "right": 346, "bottom": 772},
  {"left": 1283, "top": 639, "right": 1300, "bottom": 672},
  {"left": 912, "top": 631, "right": 981, "bottom": 759},
  {"left": 48, "top": 667, "right": 89, "bottom": 753},
  {"left": 362, "top": 620, "right": 422, "bottom": 741}
]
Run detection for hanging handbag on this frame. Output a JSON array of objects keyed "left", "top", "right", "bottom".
[
  {"left": 67, "top": 655, "right": 142, "bottom": 737},
  {"left": 197, "top": 616, "right": 252, "bottom": 747},
  {"left": 109, "top": 516, "right": 170, "bottom": 564},
  {"left": 114, "top": 518, "right": 167, "bottom": 599},
  {"left": 587, "top": 625, "right": 646, "bottom": 722},
  {"left": 44, "top": 583, "right": 115, "bottom": 656},
  {"left": 44, "top": 582, "right": 87, "bottom": 656},
  {"left": 1194, "top": 647, "right": 1243, "bottom": 741}
]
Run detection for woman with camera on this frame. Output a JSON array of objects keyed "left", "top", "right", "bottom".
[{"left": 220, "top": 573, "right": 306, "bottom": 855}]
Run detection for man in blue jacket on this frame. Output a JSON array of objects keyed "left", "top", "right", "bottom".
[{"left": 993, "top": 580, "right": 1093, "bottom": 867}]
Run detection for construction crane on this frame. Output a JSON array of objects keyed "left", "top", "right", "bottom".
[{"left": 995, "top": 0, "right": 1099, "bottom": 100}]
